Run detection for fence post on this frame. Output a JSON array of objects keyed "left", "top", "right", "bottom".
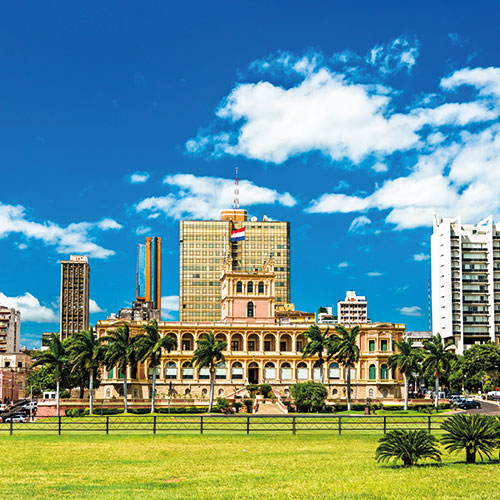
[
  {"left": 153, "top": 416, "right": 157, "bottom": 435},
  {"left": 106, "top": 416, "right": 109, "bottom": 435},
  {"left": 58, "top": 415, "right": 62, "bottom": 436},
  {"left": 428, "top": 415, "right": 431, "bottom": 434},
  {"left": 9, "top": 419, "right": 13, "bottom": 436},
  {"left": 292, "top": 416, "right": 296, "bottom": 435},
  {"left": 246, "top": 416, "right": 250, "bottom": 435},
  {"left": 383, "top": 416, "right": 387, "bottom": 434},
  {"left": 338, "top": 416, "right": 342, "bottom": 435},
  {"left": 200, "top": 415, "right": 203, "bottom": 435}
]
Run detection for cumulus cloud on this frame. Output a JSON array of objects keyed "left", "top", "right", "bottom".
[
  {"left": 129, "top": 172, "right": 150, "bottom": 184},
  {"left": 136, "top": 173, "right": 297, "bottom": 220},
  {"left": 0, "top": 203, "right": 121, "bottom": 258},
  {"left": 413, "top": 253, "right": 430, "bottom": 262},
  {"left": 161, "top": 295, "right": 179, "bottom": 320},
  {"left": 398, "top": 305, "right": 423, "bottom": 317},
  {"left": 0, "top": 292, "right": 58, "bottom": 323},
  {"left": 366, "top": 35, "right": 419, "bottom": 74},
  {"left": 89, "top": 299, "right": 104, "bottom": 314}
]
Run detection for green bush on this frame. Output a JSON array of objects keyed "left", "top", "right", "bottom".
[
  {"left": 246, "top": 384, "right": 259, "bottom": 396},
  {"left": 291, "top": 382, "right": 327, "bottom": 412},
  {"left": 243, "top": 399, "right": 254, "bottom": 413},
  {"left": 233, "top": 402, "right": 243, "bottom": 413},
  {"left": 259, "top": 384, "right": 272, "bottom": 398},
  {"left": 215, "top": 397, "right": 230, "bottom": 413}
]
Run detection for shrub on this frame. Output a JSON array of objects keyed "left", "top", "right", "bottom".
[
  {"left": 375, "top": 430, "right": 442, "bottom": 467},
  {"left": 291, "top": 382, "right": 327, "bottom": 412},
  {"left": 246, "top": 384, "right": 259, "bottom": 397},
  {"left": 243, "top": 399, "right": 254, "bottom": 413},
  {"left": 259, "top": 384, "right": 272, "bottom": 398},
  {"left": 441, "top": 414, "right": 499, "bottom": 464},
  {"left": 233, "top": 402, "right": 243, "bottom": 413},
  {"left": 215, "top": 397, "right": 230, "bottom": 413}
]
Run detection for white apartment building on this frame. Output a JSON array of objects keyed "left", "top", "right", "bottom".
[
  {"left": 0, "top": 306, "right": 21, "bottom": 353},
  {"left": 337, "top": 291, "right": 368, "bottom": 324},
  {"left": 431, "top": 215, "right": 500, "bottom": 354}
]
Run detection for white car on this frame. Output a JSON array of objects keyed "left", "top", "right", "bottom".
[{"left": 3, "top": 414, "right": 27, "bottom": 423}]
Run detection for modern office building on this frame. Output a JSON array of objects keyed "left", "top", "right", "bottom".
[
  {"left": 431, "top": 215, "right": 500, "bottom": 354},
  {"left": 60, "top": 255, "right": 90, "bottom": 340},
  {"left": 337, "top": 291, "right": 368, "bottom": 324},
  {"left": 136, "top": 236, "right": 161, "bottom": 312},
  {"left": 0, "top": 307, "right": 20, "bottom": 353},
  {"left": 179, "top": 209, "right": 290, "bottom": 322}
]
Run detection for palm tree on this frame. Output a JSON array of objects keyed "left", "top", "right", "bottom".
[
  {"left": 135, "top": 319, "right": 176, "bottom": 413},
  {"left": 31, "top": 334, "right": 68, "bottom": 417},
  {"left": 67, "top": 328, "right": 107, "bottom": 415},
  {"left": 301, "top": 324, "right": 331, "bottom": 384},
  {"left": 423, "top": 333, "right": 456, "bottom": 408},
  {"left": 329, "top": 325, "right": 360, "bottom": 411},
  {"left": 191, "top": 333, "right": 226, "bottom": 412},
  {"left": 441, "top": 414, "right": 499, "bottom": 464},
  {"left": 102, "top": 324, "right": 139, "bottom": 413},
  {"left": 375, "top": 430, "right": 442, "bottom": 467},
  {"left": 388, "top": 338, "right": 422, "bottom": 411}
]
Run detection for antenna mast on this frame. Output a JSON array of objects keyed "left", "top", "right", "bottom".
[{"left": 233, "top": 167, "right": 239, "bottom": 210}]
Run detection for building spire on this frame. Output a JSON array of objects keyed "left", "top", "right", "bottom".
[{"left": 233, "top": 166, "right": 240, "bottom": 210}]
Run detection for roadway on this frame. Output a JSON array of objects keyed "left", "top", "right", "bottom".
[{"left": 467, "top": 399, "right": 500, "bottom": 415}]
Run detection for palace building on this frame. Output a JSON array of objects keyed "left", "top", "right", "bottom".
[{"left": 96, "top": 256, "right": 404, "bottom": 403}]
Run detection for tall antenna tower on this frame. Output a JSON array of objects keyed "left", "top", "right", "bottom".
[{"left": 233, "top": 167, "right": 239, "bottom": 210}]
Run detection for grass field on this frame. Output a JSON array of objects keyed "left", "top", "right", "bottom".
[{"left": 1, "top": 433, "right": 499, "bottom": 499}]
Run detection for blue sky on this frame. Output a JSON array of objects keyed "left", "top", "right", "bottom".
[{"left": 2, "top": 1, "right": 500, "bottom": 348}]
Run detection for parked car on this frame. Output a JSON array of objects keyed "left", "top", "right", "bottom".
[
  {"left": 21, "top": 402, "right": 37, "bottom": 412},
  {"left": 2, "top": 413, "right": 27, "bottom": 423},
  {"left": 456, "top": 400, "right": 481, "bottom": 410}
]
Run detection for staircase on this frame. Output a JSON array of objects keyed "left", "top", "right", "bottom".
[{"left": 254, "top": 399, "right": 288, "bottom": 415}]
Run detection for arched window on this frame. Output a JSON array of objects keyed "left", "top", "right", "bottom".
[
  {"left": 165, "top": 362, "right": 176, "bottom": 380},
  {"left": 184, "top": 388, "right": 191, "bottom": 395},
  {"left": 247, "top": 301, "right": 254, "bottom": 318},
  {"left": 258, "top": 281, "right": 265, "bottom": 294},
  {"left": 202, "top": 388, "right": 208, "bottom": 396},
  {"left": 380, "top": 364, "right": 388, "bottom": 380},
  {"left": 148, "top": 364, "right": 160, "bottom": 380},
  {"left": 297, "top": 362, "right": 308, "bottom": 380},
  {"left": 313, "top": 362, "right": 322, "bottom": 381},
  {"left": 218, "top": 388, "right": 224, "bottom": 395},
  {"left": 368, "top": 388, "right": 374, "bottom": 398},
  {"left": 332, "top": 389, "right": 338, "bottom": 396},
  {"left": 105, "top": 387, "right": 112, "bottom": 398},
  {"left": 329, "top": 363, "right": 340, "bottom": 379},
  {"left": 281, "top": 362, "right": 292, "bottom": 380},
  {"left": 182, "top": 362, "right": 193, "bottom": 380},
  {"left": 216, "top": 361, "right": 226, "bottom": 379},
  {"left": 369, "top": 364, "right": 376, "bottom": 380},
  {"left": 199, "top": 367, "right": 209, "bottom": 380},
  {"left": 264, "top": 362, "right": 276, "bottom": 380},
  {"left": 236, "top": 281, "right": 243, "bottom": 293},
  {"left": 247, "top": 281, "right": 254, "bottom": 293},
  {"left": 231, "top": 362, "right": 243, "bottom": 380}
]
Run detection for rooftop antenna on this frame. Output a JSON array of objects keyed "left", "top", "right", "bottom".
[{"left": 233, "top": 167, "right": 239, "bottom": 210}]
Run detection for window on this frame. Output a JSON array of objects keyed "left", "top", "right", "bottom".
[
  {"left": 108, "top": 369, "right": 114, "bottom": 379},
  {"left": 296, "top": 341, "right": 303, "bottom": 352},
  {"left": 182, "top": 362, "right": 193, "bottom": 380},
  {"left": 380, "top": 364, "right": 388, "bottom": 380},
  {"left": 369, "top": 364, "right": 376, "bottom": 380},
  {"left": 297, "top": 362, "right": 308, "bottom": 380},
  {"left": 236, "top": 281, "right": 243, "bottom": 293},
  {"left": 248, "top": 340, "right": 256, "bottom": 351},
  {"left": 313, "top": 362, "right": 322, "bottom": 381},
  {"left": 232, "top": 362, "right": 243, "bottom": 380},
  {"left": 247, "top": 301, "right": 254, "bottom": 318},
  {"left": 182, "top": 340, "right": 192, "bottom": 351},
  {"left": 264, "top": 362, "right": 276, "bottom": 380},
  {"left": 381, "top": 340, "right": 388, "bottom": 352},
  {"left": 264, "top": 340, "right": 271, "bottom": 351},
  {"left": 165, "top": 362, "right": 176, "bottom": 380},
  {"left": 280, "top": 341, "right": 287, "bottom": 352},
  {"left": 247, "top": 281, "right": 254, "bottom": 293},
  {"left": 199, "top": 367, "right": 209, "bottom": 380},
  {"left": 258, "top": 281, "right": 265, "bottom": 294},
  {"left": 281, "top": 362, "right": 292, "bottom": 380},
  {"left": 369, "top": 340, "right": 375, "bottom": 352},
  {"left": 231, "top": 340, "right": 239, "bottom": 351},
  {"left": 329, "top": 363, "right": 340, "bottom": 379},
  {"left": 118, "top": 368, "right": 125, "bottom": 379},
  {"left": 216, "top": 362, "right": 226, "bottom": 379},
  {"left": 148, "top": 365, "right": 160, "bottom": 380},
  {"left": 368, "top": 388, "right": 374, "bottom": 398}
]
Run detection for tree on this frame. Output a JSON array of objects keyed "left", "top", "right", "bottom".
[
  {"left": 302, "top": 324, "right": 331, "bottom": 384},
  {"left": 441, "top": 414, "right": 500, "bottom": 464},
  {"left": 388, "top": 339, "right": 422, "bottom": 410},
  {"left": 135, "top": 319, "right": 176, "bottom": 413},
  {"left": 102, "top": 324, "right": 140, "bottom": 413},
  {"left": 31, "top": 334, "right": 69, "bottom": 417},
  {"left": 290, "top": 381, "right": 327, "bottom": 412},
  {"left": 423, "top": 333, "right": 456, "bottom": 408},
  {"left": 26, "top": 365, "right": 57, "bottom": 396},
  {"left": 462, "top": 342, "right": 500, "bottom": 391},
  {"left": 67, "top": 328, "right": 106, "bottom": 415},
  {"left": 375, "top": 430, "right": 441, "bottom": 467},
  {"left": 329, "top": 325, "right": 360, "bottom": 411},
  {"left": 191, "top": 333, "right": 226, "bottom": 412}
]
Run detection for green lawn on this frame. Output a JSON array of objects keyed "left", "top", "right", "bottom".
[{"left": 1, "top": 433, "right": 499, "bottom": 499}]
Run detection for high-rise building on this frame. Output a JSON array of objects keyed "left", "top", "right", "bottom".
[
  {"left": 179, "top": 209, "right": 290, "bottom": 322},
  {"left": 0, "top": 307, "right": 20, "bottom": 353},
  {"left": 337, "top": 291, "right": 368, "bottom": 324},
  {"left": 60, "top": 255, "right": 90, "bottom": 340},
  {"left": 431, "top": 215, "right": 500, "bottom": 354},
  {"left": 136, "top": 236, "right": 161, "bottom": 313}
]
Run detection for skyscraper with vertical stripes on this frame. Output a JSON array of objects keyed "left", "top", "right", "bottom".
[{"left": 136, "top": 236, "right": 162, "bottom": 315}]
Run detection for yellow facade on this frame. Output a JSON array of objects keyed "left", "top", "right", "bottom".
[{"left": 95, "top": 320, "right": 405, "bottom": 403}]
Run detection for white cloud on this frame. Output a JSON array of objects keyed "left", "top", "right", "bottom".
[
  {"left": 135, "top": 226, "right": 151, "bottom": 236},
  {"left": 89, "top": 299, "right": 104, "bottom": 314},
  {"left": 136, "top": 173, "right": 297, "bottom": 220},
  {"left": 413, "top": 253, "right": 430, "bottom": 262},
  {"left": 398, "top": 305, "right": 423, "bottom": 317},
  {"left": 0, "top": 203, "right": 121, "bottom": 259},
  {"left": 337, "top": 261, "right": 349, "bottom": 269},
  {"left": 0, "top": 292, "right": 58, "bottom": 323},
  {"left": 367, "top": 271, "right": 382, "bottom": 277},
  {"left": 349, "top": 216, "right": 372, "bottom": 233},
  {"left": 129, "top": 172, "right": 150, "bottom": 184},
  {"left": 367, "top": 35, "right": 419, "bottom": 74},
  {"left": 372, "top": 162, "right": 388, "bottom": 173},
  {"left": 161, "top": 295, "right": 179, "bottom": 320}
]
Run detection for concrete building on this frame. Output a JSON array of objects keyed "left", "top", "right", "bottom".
[
  {"left": 337, "top": 291, "right": 368, "bottom": 324},
  {"left": 0, "top": 352, "right": 31, "bottom": 402},
  {"left": 179, "top": 209, "right": 290, "bottom": 322},
  {"left": 275, "top": 304, "right": 316, "bottom": 325},
  {"left": 405, "top": 331, "right": 432, "bottom": 349},
  {"left": 60, "top": 255, "right": 90, "bottom": 340},
  {"left": 0, "top": 306, "right": 20, "bottom": 353},
  {"left": 136, "top": 236, "right": 161, "bottom": 313},
  {"left": 431, "top": 215, "right": 500, "bottom": 353},
  {"left": 117, "top": 301, "right": 160, "bottom": 322}
]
